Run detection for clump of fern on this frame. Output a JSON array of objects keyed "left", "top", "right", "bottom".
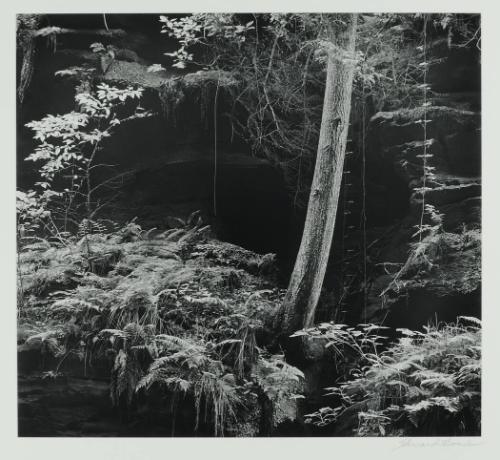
[
  {"left": 382, "top": 205, "right": 481, "bottom": 297},
  {"left": 18, "top": 326, "right": 66, "bottom": 358},
  {"left": 18, "top": 218, "right": 302, "bottom": 436},
  {"left": 253, "top": 353, "right": 305, "bottom": 427},
  {"left": 98, "top": 322, "right": 158, "bottom": 406},
  {"left": 194, "top": 370, "right": 242, "bottom": 436},
  {"left": 134, "top": 334, "right": 243, "bottom": 436},
  {"left": 305, "top": 317, "right": 481, "bottom": 436}
]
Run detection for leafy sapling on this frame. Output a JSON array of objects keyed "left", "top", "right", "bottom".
[{"left": 24, "top": 83, "right": 151, "bottom": 235}]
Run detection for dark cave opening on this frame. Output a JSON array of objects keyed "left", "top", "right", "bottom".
[
  {"left": 215, "top": 161, "right": 293, "bottom": 258},
  {"left": 118, "top": 151, "right": 295, "bottom": 276}
]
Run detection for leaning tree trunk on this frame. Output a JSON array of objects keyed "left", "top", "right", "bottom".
[{"left": 277, "top": 14, "right": 358, "bottom": 336}]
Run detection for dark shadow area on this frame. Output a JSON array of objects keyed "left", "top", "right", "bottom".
[{"left": 383, "top": 288, "right": 481, "bottom": 331}]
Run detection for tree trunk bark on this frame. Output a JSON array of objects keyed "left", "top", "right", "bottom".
[{"left": 277, "top": 14, "right": 358, "bottom": 336}]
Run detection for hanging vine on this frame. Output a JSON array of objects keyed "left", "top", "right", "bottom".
[
  {"left": 213, "top": 71, "right": 221, "bottom": 217},
  {"left": 417, "top": 14, "right": 429, "bottom": 242},
  {"left": 361, "top": 74, "right": 368, "bottom": 321}
]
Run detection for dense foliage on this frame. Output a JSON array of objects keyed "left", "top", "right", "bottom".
[
  {"left": 157, "top": 13, "right": 479, "bottom": 206},
  {"left": 303, "top": 318, "right": 481, "bottom": 436},
  {"left": 18, "top": 216, "right": 306, "bottom": 435},
  {"left": 16, "top": 12, "right": 481, "bottom": 437},
  {"left": 18, "top": 82, "right": 150, "bottom": 241}
]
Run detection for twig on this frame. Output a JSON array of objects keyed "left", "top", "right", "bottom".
[{"left": 34, "top": 27, "right": 125, "bottom": 38}]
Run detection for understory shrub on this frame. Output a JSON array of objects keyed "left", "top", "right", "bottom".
[{"left": 303, "top": 317, "right": 481, "bottom": 436}]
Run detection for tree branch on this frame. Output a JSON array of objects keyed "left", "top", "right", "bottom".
[{"left": 34, "top": 27, "right": 126, "bottom": 38}]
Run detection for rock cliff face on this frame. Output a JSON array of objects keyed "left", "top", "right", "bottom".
[
  {"left": 17, "top": 15, "right": 294, "bottom": 259},
  {"left": 357, "top": 43, "right": 481, "bottom": 329},
  {"left": 17, "top": 16, "right": 235, "bottom": 177}
]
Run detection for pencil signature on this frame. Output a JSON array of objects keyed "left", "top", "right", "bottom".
[{"left": 395, "top": 438, "right": 482, "bottom": 449}]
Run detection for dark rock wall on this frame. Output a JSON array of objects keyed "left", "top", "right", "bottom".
[
  {"left": 345, "top": 40, "right": 481, "bottom": 329},
  {"left": 17, "top": 15, "right": 293, "bottom": 260}
]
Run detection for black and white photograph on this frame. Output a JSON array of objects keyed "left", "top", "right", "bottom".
[{"left": 8, "top": 3, "right": 493, "bottom": 449}]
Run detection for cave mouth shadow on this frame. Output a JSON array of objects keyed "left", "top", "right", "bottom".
[
  {"left": 215, "top": 162, "right": 292, "bottom": 255},
  {"left": 122, "top": 154, "right": 296, "bottom": 276}
]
